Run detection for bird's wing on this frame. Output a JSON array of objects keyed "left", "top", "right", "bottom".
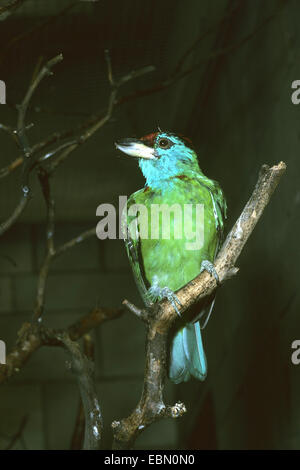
[
  {"left": 197, "top": 176, "right": 227, "bottom": 248},
  {"left": 210, "top": 179, "right": 227, "bottom": 248},
  {"left": 193, "top": 177, "right": 227, "bottom": 328},
  {"left": 121, "top": 191, "right": 152, "bottom": 306}
]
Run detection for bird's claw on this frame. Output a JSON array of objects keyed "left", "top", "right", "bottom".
[
  {"left": 200, "top": 260, "right": 220, "bottom": 284},
  {"left": 161, "top": 286, "right": 182, "bottom": 316},
  {"left": 148, "top": 275, "right": 182, "bottom": 316}
]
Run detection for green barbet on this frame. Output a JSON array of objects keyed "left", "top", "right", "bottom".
[{"left": 115, "top": 131, "right": 227, "bottom": 383}]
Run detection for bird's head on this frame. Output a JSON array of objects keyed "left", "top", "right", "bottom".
[{"left": 115, "top": 131, "right": 200, "bottom": 189}]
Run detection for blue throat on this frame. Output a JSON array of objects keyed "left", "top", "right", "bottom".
[{"left": 139, "top": 148, "right": 201, "bottom": 191}]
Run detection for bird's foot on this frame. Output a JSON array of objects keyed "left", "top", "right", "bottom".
[
  {"left": 148, "top": 275, "right": 182, "bottom": 316},
  {"left": 200, "top": 260, "right": 220, "bottom": 284}
]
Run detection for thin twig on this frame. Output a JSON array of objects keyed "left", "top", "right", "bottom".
[
  {"left": 34, "top": 168, "right": 55, "bottom": 320},
  {"left": 0, "top": 118, "right": 101, "bottom": 180},
  {"left": 104, "top": 49, "right": 114, "bottom": 87},
  {"left": 0, "top": 0, "right": 28, "bottom": 21},
  {"left": 33, "top": 223, "right": 95, "bottom": 322},
  {"left": 17, "top": 54, "right": 63, "bottom": 157},
  {"left": 47, "top": 61, "right": 155, "bottom": 173},
  {"left": 67, "top": 307, "right": 123, "bottom": 341},
  {"left": 55, "top": 228, "right": 96, "bottom": 257},
  {"left": 0, "top": 123, "right": 19, "bottom": 141},
  {"left": 4, "top": 415, "right": 28, "bottom": 450},
  {"left": 0, "top": 54, "right": 63, "bottom": 238},
  {"left": 0, "top": 197, "right": 29, "bottom": 237}
]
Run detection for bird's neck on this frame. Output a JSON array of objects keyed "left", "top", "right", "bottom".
[{"left": 139, "top": 158, "right": 202, "bottom": 191}]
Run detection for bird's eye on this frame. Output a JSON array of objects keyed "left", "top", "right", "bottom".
[{"left": 158, "top": 138, "right": 171, "bottom": 149}]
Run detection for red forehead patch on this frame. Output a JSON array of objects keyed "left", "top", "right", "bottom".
[
  {"left": 140, "top": 131, "right": 195, "bottom": 150},
  {"left": 140, "top": 132, "right": 158, "bottom": 147},
  {"left": 177, "top": 133, "right": 193, "bottom": 146}
]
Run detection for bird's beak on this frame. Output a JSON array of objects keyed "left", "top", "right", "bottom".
[{"left": 115, "top": 138, "right": 156, "bottom": 160}]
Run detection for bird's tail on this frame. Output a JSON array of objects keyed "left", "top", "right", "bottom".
[{"left": 169, "top": 321, "right": 207, "bottom": 384}]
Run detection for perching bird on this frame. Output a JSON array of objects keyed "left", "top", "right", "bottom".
[{"left": 115, "top": 131, "right": 227, "bottom": 383}]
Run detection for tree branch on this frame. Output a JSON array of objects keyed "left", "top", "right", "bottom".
[
  {"left": 0, "top": 0, "right": 28, "bottom": 21},
  {"left": 0, "top": 306, "right": 123, "bottom": 385},
  {"left": 70, "top": 334, "right": 94, "bottom": 450},
  {"left": 0, "top": 2, "right": 287, "bottom": 183},
  {"left": 34, "top": 167, "right": 55, "bottom": 320},
  {"left": 62, "top": 333, "right": 102, "bottom": 450},
  {"left": 4, "top": 415, "right": 28, "bottom": 450},
  {"left": 0, "top": 53, "right": 154, "bottom": 237},
  {"left": 112, "top": 161, "right": 286, "bottom": 449},
  {"left": 46, "top": 61, "right": 155, "bottom": 174},
  {"left": 0, "top": 54, "right": 63, "bottom": 237}
]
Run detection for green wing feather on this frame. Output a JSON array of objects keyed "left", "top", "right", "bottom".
[
  {"left": 122, "top": 190, "right": 152, "bottom": 306},
  {"left": 196, "top": 175, "right": 227, "bottom": 246}
]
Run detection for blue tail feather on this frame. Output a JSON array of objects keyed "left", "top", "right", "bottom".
[{"left": 169, "top": 321, "right": 207, "bottom": 384}]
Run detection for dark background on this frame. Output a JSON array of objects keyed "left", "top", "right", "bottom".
[{"left": 0, "top": 0, "right": 299, "bottom": 450}]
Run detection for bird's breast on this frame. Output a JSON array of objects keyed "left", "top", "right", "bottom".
[{"left": 134, "top": 182, "right": 218, "bottom": 292}]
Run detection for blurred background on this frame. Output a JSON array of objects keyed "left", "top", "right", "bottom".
[{"left": 0, "top": 0, "right": 299, "bottom": 450}]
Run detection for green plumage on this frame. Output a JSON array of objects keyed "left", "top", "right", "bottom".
[{"left": 117, "top": 131, "right": 227, "bottom": 383}]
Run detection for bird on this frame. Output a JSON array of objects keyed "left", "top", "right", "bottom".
[{"left": 115, "top": 130, "right": 227, "bottom": 383}]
